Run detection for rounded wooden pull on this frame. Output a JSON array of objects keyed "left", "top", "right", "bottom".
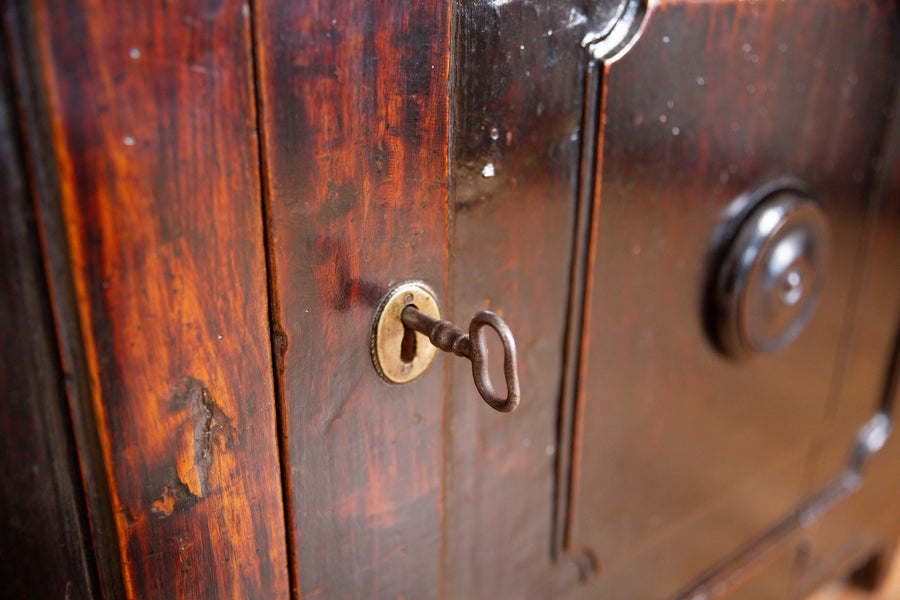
[{"left": 712, "top": 189, "right": 829, "bottom": 359}]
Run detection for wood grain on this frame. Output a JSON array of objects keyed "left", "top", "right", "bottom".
[
  {"left": 254, "top": 1, "right": 450, "bottom": 597},
  {"left": 28, "top": 0, "right": 290, "bottom": 597}
]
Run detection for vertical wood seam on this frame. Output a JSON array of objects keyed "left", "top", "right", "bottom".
[
  {"left": 246, "top": 0, "right": 298, "bottom": 597},
  {"left": 801, "top": 51, "right": 900, "bottom": 501}
]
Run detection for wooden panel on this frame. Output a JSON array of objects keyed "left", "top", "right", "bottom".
[
  {"left": 29, "top": 0, "right": 290, "bottom": 597},
  {"left": 254, "top": 1, "right": 450, "bottom": 597},
  {"left": 793, "top": 71, "right": 900, "bottom": 597},
  {"left": 0, "top": 43, "right": 97, "bottom": 600},
  {"left": 446, "top": 2, "right": 610, "bottom": 597},
  {"left": 567, "top": 2, "right": 899, "bottom": 598}
]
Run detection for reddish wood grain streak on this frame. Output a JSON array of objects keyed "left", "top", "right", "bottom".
[
  {"left": 30, "top": 0, "right": 289, "bottom": 597},
  {"left": 255, "top": 1, "right": 450, "bottom": 597}
]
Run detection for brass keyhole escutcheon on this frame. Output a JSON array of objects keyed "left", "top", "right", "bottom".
[
  {"left": 371, "top": 280, "right": 521, "bottom": 412},
  {"left": 371, "top": 281, "right": 441, "bottom": 384}
]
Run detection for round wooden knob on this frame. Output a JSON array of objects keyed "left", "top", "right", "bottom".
[{"left": 713, "top": 190, "right": 830, "bottom": 359}]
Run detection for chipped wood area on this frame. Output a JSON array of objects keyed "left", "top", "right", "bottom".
[
  {"left": 30, "top": 0, "right": 289, "bottom": 597},
  {"left": 151, "top": 378, "right": 238, "bottom": 518}
]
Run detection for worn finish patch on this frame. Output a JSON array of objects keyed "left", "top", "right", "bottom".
[{"left": 162, "top": 376, "right": 239, "bottom": 506}]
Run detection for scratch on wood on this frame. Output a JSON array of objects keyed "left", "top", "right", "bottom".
[{"left": 319, "top": 394, "right": 352, "bottom": 436}]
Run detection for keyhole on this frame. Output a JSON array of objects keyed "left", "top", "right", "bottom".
[{"left": 400, "top": 304, "right": 417, "bottom": 364}]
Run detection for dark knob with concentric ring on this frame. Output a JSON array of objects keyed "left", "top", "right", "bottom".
[{"left": 713, "top": 190, "right": 830, "bottom": 359}]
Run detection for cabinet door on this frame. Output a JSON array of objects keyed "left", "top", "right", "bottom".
[
  {"left": 255, "top": 2, "right": 585, "bottom": 597},
  {"left": 21, "top": 0, "right": 898, "bottom": 597},
  {"left": 256, "top": 1, "right": 900, "bottom": 598},
  {"left": 563, "top": 2, "right": 900, "bottom": 599}
]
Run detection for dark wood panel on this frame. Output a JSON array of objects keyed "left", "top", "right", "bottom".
[
  {"left": 0, "top": 40, "right": 97, "bottom": 600},
  {"left": 567, "top": 1, "right": 899, "bottom": 598},
  {"left": 448, "top": 1, "right": 587, "bottom": 593},
  {"left": 1, "top": 1, "right": 124, "bottom": 592},
  {"left": 445, "top": 2, "right": 643, "bottom": 597},
  {"left": 792, "top": 71, "right": 900, "bottom": 597},
  {"left": 254, "top": 2, "right": 450, "bottom": 597},
  {"left": 28, "top": 0, "right": 290, "bottom": 597}
]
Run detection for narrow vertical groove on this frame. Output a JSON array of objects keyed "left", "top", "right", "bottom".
[
  {"left": 440, "top": 0, "right": 458, "bottom": 596},
  {"left": 567, "top": 63, "right": 609, "bottom": 555},
  {"left": 866, "top": 80, "right": 900, "bottom": 421},
  {"left": 246, "top": 2, "right": 298, "bottom": 598},
  {"left": 822, "top": 67, "right": 900, "bottom": 422},
  {"left": 552, "top": 58, "right": 604, "bottom": 558},
  {"left": 878, "top": 306, "right": 900, "bottom": 418}
]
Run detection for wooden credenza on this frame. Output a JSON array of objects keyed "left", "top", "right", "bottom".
[{"left": 2, "top": 0, "right": 899, "bottom": 598}]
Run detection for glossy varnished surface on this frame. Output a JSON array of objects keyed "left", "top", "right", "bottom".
[
  {"left": 448, "top": 3, "right": 587, "bottom": 595},
  {"left": 254, "top": 1, "right": 450, "bottom": 597},
  {"left": 445, "top": 2, "right": 642, "bottom": 596},
  {"left": 28, "top": 0, "right": 289, "bottom": 596},
  {"left": 4, "top": 0, "right": 899, "bottom": 597},
  {"left": 567, "top": 2, "right": 899, "bottom": 598}
]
